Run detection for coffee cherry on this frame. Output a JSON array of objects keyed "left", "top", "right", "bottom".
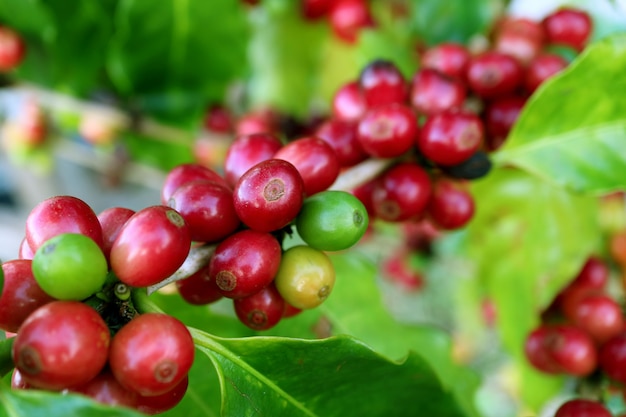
[
  {"left": 371, "top": 162, "right": 431, "bottom": 222},
  {"left": 410, "top": 68, "right": 467, "bottom": 115},
  {"left": 567, "top": 293, "right": 624, "bottom": 345},
  {"left": 572, "top": 257, "right": 610, "bottom": 289},
  {"left": 32, "top": 233, "right": 108, "bottom": 300},
  {"left": 525, "top": 53, "right": 569, "bottom": 93},
  {"left": 296, "top": 190, "right": 369, "bottom": 251},
  {"left": 223, "top": 133, "right": 283, "bottom": 188},
  {"left": 524, "top": 323, "right": 597, "bottom": 376},
  {"left": 233, "top": 159, "right": 304, "bottom": 232},
  {"left": 71, "top": 370, "right": 139, "bottom": 409},
  {"left": 168, "top": 180, "right": 240, "bottom": 243},
  {"left": 234, "top": 284, "right": 286, "bottom": 331},
  {"left": 136, "top": 375, "right": 189, "bottom": 415},
  {"left": 0, "top": 26, "right": 25, "bottom": 71},
  {"left": 542, "top": 7, "right": 593, "bottom": 51},
  {"left": 0, "top": 259, "right": 55, "bottom": 333},
  {"left": 555, "top": 399, "right": 611, "bottom": 417},
  {"left": 234, "top": 108, "right": 280, "bottom": 136},
  {"left": 418, "top": 110, "right": 484, "bottom": 166},
  {"left": 420, "top": 42, "right": 470, "bottom": 81},
  {"left": 209, "top": 230, "right": 281, "bottom": 299},
  {"left": 359, "top": 60, "right": 408, "bottom": 108},
  {"left": 25, "top": 195, "right": 104, "bottom": 253},
  {"left": 301, "top": 0, "right": 333, "bottom": 20},
  {"left": 109, "top": 313, "right": 194, "bottom": 397},
  {"left": 275, "top": 245, "right": 335, "bottom": 309},
  {"left": 273, "top": 136, "right": 340, "bottom": 196},
  {"left": 466, "top": 51, "right": 523, "bottom": 99},
  {"left": 161, "top": 163, "right": 228, "bottom": 204},
  {"left": 110, "top": 206, "right": 191, "bottom": 288},
  {"left": 176, "top": 262, "right": 223, "bottom": 305},
  {"left": 332, "top": 81, "right": 367, "bottom": 122},
  {"left": 203, "top": 104, "right": 233, "bottom": 134},
  {"left": 13, "top": 301, "right": 110, "bottom": 390},
  {"left": 600, "top": 333, "right": 626, "bottom": 384},
  {"left": 426, "top": 178, "right": 475, "bottom": 230},
  {"left": 483, "top": 95, "right": 526, "bottom": 150},
  {"left": 97, "top": 207, "right": 136, "bottom": 262},
  {"left": 328, "top": 0, "right": 373, "bottom": 44},
  {"left": 315, "top": 119, "right": 367, "bottom": 167},
  {"left": 357, "top": 103, "right": 418, "bottom": 158}
]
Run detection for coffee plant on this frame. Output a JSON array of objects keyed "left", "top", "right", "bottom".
[{"left": 1, "top": 0, "right": 626, "bottom": 416}]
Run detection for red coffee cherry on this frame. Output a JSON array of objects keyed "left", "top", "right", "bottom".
[
  {"left": 418, "top": 110, "right": 484, "bottom": 166},
  {"left": 332, "top": 80, "right": 367, "bottom": 122},
  {"left": 176, "top": 261, "right": 223, "bottom": 306},
  {"left": 209, "top": 230, "right": 282, "bottom": 299},
  {"left": 13, "top": 301, "right": 110, "bottom": 390},
  {"left": 555, "top": 399, "right": 611, "bottom": 417},
  {"left": 426, "top": 178, "right": 475, "bottom": 230},
  {"left": 233, "top": 158, "right": 304, "bottom": 232},
  {"left": 357, "top": 103, "right": 418, "bottom": 158},
  {"left": 600, "top": 333, "right": 626, "bottom": 384},
  {"left": 371, "top": 162, "right": 432, "bottom": 222},
  {"left": 359, "top": 60, "right": 408, "bottom": 108},
  {"left": 161, "top": 163, "right": 228, "bottom": 204},
  {"left": 410, "top": 68, "right": 466, "bottom": 116},
  {"left": 315, "top": 118, "right": 367, "bottom": 167},
  {"left": 234, "top": 284, "right": 286, "bottom": 331},
  {"left": 542, "top": 7, "right": 593, "bottom": 51},
  {"left": 223, "top": 132, "right": 283, "bottom": 188},
  {"left": 525, "top": 53, "right": 569, "bottom": 93},
  {"left": 0, "top": 26, "right": 26, "bottom": 71},
  {"left": 109, "top": 313, "right": 194, "bottom": 397},
  {"left": 328, "top": 0, "right": 374, "bottom": 44},
  {"left": 466, "top": 51, "right": 524, "bottom": 99},
  {"left": 420, "top": 42, "right": 470, "bottom": 81}
]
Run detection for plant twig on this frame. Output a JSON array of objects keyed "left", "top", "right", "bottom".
[{"left": 147, "top": 244, "right": 216, "bottom": 295}]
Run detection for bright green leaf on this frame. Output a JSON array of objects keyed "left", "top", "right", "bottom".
[
  {"left": 494, "top": 34, "right": 626, "bottom": 194},
  {"left": 0, "top": 387, "right": 145, "bottom": 417},
  {"left": 193, "top": 331, "right": 473, "bottom": 417},
  {"left": 462, "top": 168, "right": 600, "bottom": 409}
]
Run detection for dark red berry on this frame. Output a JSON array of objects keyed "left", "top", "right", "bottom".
[
  {"left": 0, "top": 259, "right": 55, "bottom": 333},
  {"left": 301, "top": 0, "right": 333, "bottom": 20},
  {"left": 168, "top": 180, "right": 240, "bottom": 243},
  {"left": 223, "top": 133, "right": 283, "bottom": 188},
  {"left": 315, "top": 119, "right": 367, "bottom": 167},
  {"left": 418, "top": 110, "right": 484, "bottom": 166},
  {"left": 567, "top": 293, "right": 624, "bottom": 345},
  {"left": 176, "top": 260, "right": 224, "bottom": 305},
  {"left": 203, "top": 104, "right": 233, "bottom": 134},
  {"left": 483, "top": 95, "right": 526, "bottom": 150},
  {"left": 161, "top": 163, "right": 228, "bottom": 204},
  {"left": 410, "top": 68, "right": 466, "bottom": 116},
  {"left": 555, "top": 399, "right": 611, "bottom": 417},
  {"left": 13, "top": 301, "right": 110, "bottom": 390},
  {"left": 359, "top": 60, "right": 408, "bottom": 108},
  {"left": 525, "top": 53, "right": 569, "bottom": 93},
  {"left": 0, "top": 26, "right": 25, "bottom": 71},
  {"left": 466, "top": 51, "right": 524, "bottom": 99},
  {"left": 97, "top": 207, "right": 136, "bottom": 262},
  {"left": 234, "top": 284, "right": 286, "bottom": 330},
  {"left": 136, "top": 375, "right": 189, "bottom": 415},
  {"left": 273, "top": 136, "right": 340, "bottom": 196},
  {"left": 234, "top": 108, "right": 279, "bottom": 136},
  {"left": 233, "top": 158, "right": 304, "bottom": 232},
  {"left": 427, "top": 178, "right": 475, "bottom": 230},
  {"left": 109, "top": 313, "right": 194, "bottom": 397},
  {"left": 357, "top": 103, "right": 418, "bottom": 158},
  {"left": 371, "top": 162, "right": 431, "bottom": 222},
  {"left": 209, "top": 230, "right": 282, "bottom": 299},
  {"left": 543, "top": 7, "right": 593, "bottom": 51},
  {"left": 71, "top": 370, "right": 139, "bottom": 409},
  {"left": 420, "top": 42, "right": 470, "bottom": 81},
  {"left": 332, "top": 80, "right": 367, "bottom": 121}
]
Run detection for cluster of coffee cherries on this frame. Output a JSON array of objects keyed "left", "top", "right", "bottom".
[
  {"left": 166, "top": 138, "right": 369, "bottom": 329},
  {"left": 1, "top": 195, "right": 195, "bottom": 413},
  {"left": 524, "top": 254, "right": 626, "bottom": 416}
]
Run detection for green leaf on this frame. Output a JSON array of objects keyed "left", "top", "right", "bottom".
[
  {"left": 247, "top": 1, "right": 329, "bottom": 119},
  {"left": 0, "top": 387, "right": 145, "bottom": 417},
  {"left": 192, "top": 331, "right": 472, "bottom": 417},
  {"left": 407, "top": 0, "right": 501, "bottom": 46},
  {"left": 322, "top": 253, "right": 481, "bottom": 417},
  {"left": 462, "top": 168, "right": 600, "bottom": 410},
  {"left": 107, "top": 0, "right": 250, "bottom": 124},
  {"left": 494, "top": 34, "right": 626, "bottom": 194},
  {"left": 0, "top": 338, "right": 13, "bottom": 379}
]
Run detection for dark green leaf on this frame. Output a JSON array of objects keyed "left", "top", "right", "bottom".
[
  {"left": 107, "top": 0, "right": 249, "bottom": 124},
  {"left": 494, "top": 34, "right": 626, "bottom": 194},
  {"left": 461, "top": 168, "right": 600, "bottom": 409},
  {"left": 0, "top": 338, "right": 13, "bottom": 379},
  {"left": 193, "top": 331, "right": 472, "bottom": 417},
  {"left": 407, "top": 0, "right": 501, "bottom": 46},
  {"left": 0, "top": 386, "right": 145, "bottom": 417}
]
